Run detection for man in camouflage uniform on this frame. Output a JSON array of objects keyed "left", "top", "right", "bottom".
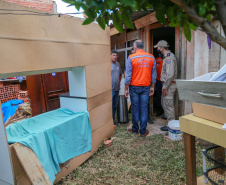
[{"left": 154, "top": 40, "right": 177, "bottom": 131}]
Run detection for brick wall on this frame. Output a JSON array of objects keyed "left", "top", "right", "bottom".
[{"left": 2, "top": 0, "right": 54, "bottom": 13}]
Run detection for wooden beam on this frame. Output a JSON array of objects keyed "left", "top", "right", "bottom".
[
  {"left": 180, "top": 114, "right": 226, "bottom": 148},
  {"left": 126, "top": 30, "right": 140, "bottom": 41},
  {"left": 13, "top": 143, "right": 52, "bottom": 185},
  {"left": 150, "top": 22, "right": 165, "bottom": 30},
  {"left": 134, "top": 12, "right": 158, "bottom": 29},
  {"left": 184, "top": 133, "right": 197, "bottom": 185}
]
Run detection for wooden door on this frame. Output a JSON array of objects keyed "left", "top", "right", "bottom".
[
  {"left": 42, "top": 72, "right": 68, "bottom": 112},
  {"left": 26, "top": 75, "right": 47, "bottom": 116},
  {"left": 27, "top": 72, "right": 68, "bottom": 116}
]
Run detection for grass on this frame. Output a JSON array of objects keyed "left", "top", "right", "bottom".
[{"left": 57, "top": 124, "right": 204, "bottom": 185}]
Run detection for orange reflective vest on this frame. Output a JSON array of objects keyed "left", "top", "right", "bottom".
[
  {"left": 130, "top": 50, "right": 155, "bottom": 86},
  {"left": 156, "top": 57, "right": 163, "bottom": 81}
]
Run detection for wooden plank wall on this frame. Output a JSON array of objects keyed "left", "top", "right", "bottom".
[
  {"left": 175, "top": 27, "right": 187, "bottom": 118},
  {"left": 181, "top": 20, "right": 224, "bottom": 115}
]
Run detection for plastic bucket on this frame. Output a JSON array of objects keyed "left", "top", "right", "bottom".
[{"left": 168, "top": 120, "right": 183, "bottom": 141}]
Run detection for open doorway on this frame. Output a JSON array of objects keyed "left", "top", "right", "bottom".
[
  {"left": 150, "top": 26, "right": 175, "bottom": 116},
  {"left": 151, "top": 26, "right": 175, "bottom": 57}
]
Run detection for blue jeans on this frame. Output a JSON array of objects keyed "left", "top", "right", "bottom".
[
  {"left": 112, "top": 90, "right": 119, "bottom": 122},
  {"left": 129, "top": 86, "right": 150, "bottom": 135}
]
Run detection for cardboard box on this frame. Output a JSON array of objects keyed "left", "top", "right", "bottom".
[{"left": 192, "top": 103, "right": 226, "bottom": 125}]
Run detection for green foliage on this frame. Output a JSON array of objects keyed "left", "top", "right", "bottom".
[
  {"left": 183, "top": 22, "right": 191, "bottom": 41},
  {"left": 112, "top": 11, "right": 123, "bottom": 33},
  {"left": 121, "top": 6, "right": 134, "bottom": 29},
  {"left": 63, "top": 0, "right": 216, "bottom": 42}
]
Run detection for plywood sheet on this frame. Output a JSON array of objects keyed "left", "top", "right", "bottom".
[
  {"left": 194, "top": 30, "right": 209, "bottom": 77},
  {"left": 0, "top": 1, "right": 110, "bottom": 78},
  {"left": 134, "top": 12, "right": 158, "bottom": 29},
  {"left": 0, "top": 39, "right": 110, "bottom": 78},
  {"left": 89, "top": 101, "right": 112, "bottom": 132},
  {"left": 180, "top": 114, "right": 226, "bottom": 148},
  {"left": 0, "top": 1, "right": 109, "bottom": 45},
  {"left": 91, "top": 120, "right": 114, "bottom": 152},
  {"left": 9, "top": 145, "right": 26, "bottom": 184},
  {"left": 13, "top": 143, "right": 52, "bottom": 185},
  {"left": 87, "top": 90, "right": 112, "bottom": 111},
  {"left": 192, "top": 103, "right": 226, "bottom": 124},
  {"left": 85, "top": 63, "right": 111, "bottom": 98}
]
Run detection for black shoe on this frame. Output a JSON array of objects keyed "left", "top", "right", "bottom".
[
  {"left": 161, "top": 115, "right": 167, "bottom": 120},
  {"left": 160, "top": 126, "right": 168, "bottom": 131},
  {"left": 114, "top": 121, "right": 120, "bottom": 126},
  {"left": 148, "top": 118, "right": 154, "bottom": 124}
]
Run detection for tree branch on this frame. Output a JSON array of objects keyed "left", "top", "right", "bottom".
[{"left": 171, "top": 0, "right": 226, "bottom": 49}]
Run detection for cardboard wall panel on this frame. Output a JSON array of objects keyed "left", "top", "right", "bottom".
[
  {"left": 89, "top": 101, "right": 112, "bottom": 132},
  {"left": 0, "top": 40, "right": 110, "bottom": 78},
  {"left": 0, "top": 1, "right": 109, "bottom": 45},
  {"left": 0, "top": 1, "right": 110, "bottom": 78},
  {"left": 85, "top": 63, "right": 111, "bottom": 98},
  {"left": 87, "top": 90, "right": 111, "bottom": 111},
  {"left": 91, "top": 120, "right": 114, "bottom": 152}
]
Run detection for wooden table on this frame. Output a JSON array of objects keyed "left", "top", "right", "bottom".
[{"left": 179, "top": 114, "right": 226, "bottom": 185}]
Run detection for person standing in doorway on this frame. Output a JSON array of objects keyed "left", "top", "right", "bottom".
[
  {"left": 155, "top": 53, "right": 164, "bottom": 117},
  {"left": 111, "top": 50, "right": 122, "bottom": 126},
  {"left": 125, "top": 40, "right": 157, "bottom": 137},
  {"left": 154, "top": 40, "right": 177, "bottom": 131}
]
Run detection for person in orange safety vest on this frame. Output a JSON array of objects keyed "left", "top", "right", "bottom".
[{"left": 124, "top": 40, "right": 157, "bottom": 137}]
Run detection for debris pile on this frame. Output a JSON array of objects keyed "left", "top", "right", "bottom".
[{"left": 5, "top": 103, "right": 32, "bottom": 127}]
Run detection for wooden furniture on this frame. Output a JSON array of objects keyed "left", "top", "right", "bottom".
[
  {"left": 26, "top": 72, "right": 68, "bottom": 116},
  {"left": 180, "top": 114, "right": 226, "bottom": 185}
]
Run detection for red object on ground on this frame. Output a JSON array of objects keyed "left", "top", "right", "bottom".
[{"left": 104, "top": 140, "right": 112, "bottom": 148}]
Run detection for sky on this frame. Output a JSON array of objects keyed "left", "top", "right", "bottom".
[{"left": 54, "top": 0, "right": 84, "bottom": 18}]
